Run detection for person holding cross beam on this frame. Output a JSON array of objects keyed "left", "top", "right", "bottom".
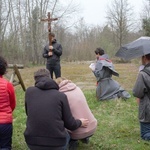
[
  {"left": 42, "top": 12, "right": 62, "bottom": 79},
  {"left": 43, "top": 32, "right": 62, "bottom": 79}
]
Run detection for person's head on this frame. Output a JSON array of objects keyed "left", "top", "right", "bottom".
[
  {"left": 0, "top": 56, "right": 8, "bottom": 76},
  {"left": 55, "top": 77, "right": 67, "bottom": 85},
  {"left": 95, "top": 47, "right": 105, "bottom": 59},
  {"left": 141, "top": 54, "right": 150, "bottom": 65},
  {"left": 34, "top": 68, "right": 50, "bottom": 81},
  {"left": 49, "top": 32, "right": 55, "bottom": 41}
]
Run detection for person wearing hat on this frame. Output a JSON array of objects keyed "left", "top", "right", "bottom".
[
  {"left": 24, "top": 68, "right": 89, "bottom": 150},
  {"left": 43, "top": 32, "right": 62, "bottom": 79}
]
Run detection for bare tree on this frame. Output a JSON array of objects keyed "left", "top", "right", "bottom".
[
  {"left": 0, "top": 0, "right": 11, "bottom": 55},
  {"left": 141, "top": 0, "right": 150, "bottom": 36},
  {"left": 106, "top": 0, "right": 135, "bottom": 48},
  {"left": 142, "top": 0, "right": 150, "bottom": 18},
  {"left": 0, "top": 0, "right": 82, "bottom": 64}
]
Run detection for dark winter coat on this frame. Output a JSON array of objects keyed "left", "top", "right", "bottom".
[
  {"left": 43, "top": 39, "right": 62, "bottom": 65},
  {"left": 24, "top": 77, "right": 81, "bottom": 147}
]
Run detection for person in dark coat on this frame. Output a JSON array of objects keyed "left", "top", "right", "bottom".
[
  {"left": 43, "top": 33, "right": 62, "bottom": 79},
  {"left": 24, "top": 68, "right": 89, "bottom": 150}
]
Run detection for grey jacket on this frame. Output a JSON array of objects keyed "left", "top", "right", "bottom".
[
  {"left": 133, "top": 63, "right": 150, "bottom": 122},
  {"left": 93, "top": 54, "right": 130, "bottom": 100}
]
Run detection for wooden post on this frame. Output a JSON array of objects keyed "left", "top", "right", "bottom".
[
  {"left": 13, "top": 65, "right": 26, "bottom": 91},
  {"left": 5, "top": 64, "right": 26, "bottom": 91}
]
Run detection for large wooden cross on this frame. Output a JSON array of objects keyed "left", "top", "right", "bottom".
[{"left": 41, "top": 12, "right": 58, "bottom": 48}]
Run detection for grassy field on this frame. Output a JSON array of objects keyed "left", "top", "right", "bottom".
[{"left": 11, "top": 61, "right": 150, "bottom": 150}]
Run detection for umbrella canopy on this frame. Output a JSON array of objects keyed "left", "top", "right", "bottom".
[{"left": 115, "top": 36, "right": 150, "bottom": 60}]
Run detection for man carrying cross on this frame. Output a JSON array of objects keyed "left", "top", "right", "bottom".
[
  {"left": 43, "top": 32, "right": 62, "bottom": 79},
  {"left": 42, "top": 12, "right": 62, "bottom": 79}
]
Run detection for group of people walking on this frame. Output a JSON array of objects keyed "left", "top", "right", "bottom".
[{"left": 0, "top": 33, "right": 150, "bottom": 150}]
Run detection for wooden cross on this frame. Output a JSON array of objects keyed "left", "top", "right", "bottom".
[{"left": 41, "top": 12, "right": 58, "bottom": 48}]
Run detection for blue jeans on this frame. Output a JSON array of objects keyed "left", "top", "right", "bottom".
[
  {"left": 63, "top": 131, "right": 70, "bottom": 150},
  {"left": 0, "top": 123, "right": 12, "bottom": 150},
  {"left": 140, "top": 122, "right": 150, "bottom": 141}
]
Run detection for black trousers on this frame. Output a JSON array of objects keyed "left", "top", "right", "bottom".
[
  {"left": 27, "top": 131, "right": 70, "bottom": 150},
  {"left": 46, "top": 64, "right": 61, "bottom": 79},
  {"left": 0, "top": 123, "right": 12, "bottom": 150}
]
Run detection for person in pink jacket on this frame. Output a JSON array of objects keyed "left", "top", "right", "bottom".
[
  {"left": 0, "top": 56, "right": 16, "bottom": 150},
  {"left": 55, "top": 77, "right": 97, "bottom": 150}
]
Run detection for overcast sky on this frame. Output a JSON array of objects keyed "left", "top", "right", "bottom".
[{"left": 76, "top": 0, "right": 145, "bottom": 26}]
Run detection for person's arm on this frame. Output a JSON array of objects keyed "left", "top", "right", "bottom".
[
  {"left": 136, "top": 98, "right": 140, "bottom": 104},
  {"left": 93, "top": 61, "right": 104, "bottom": 80},
  {"left": 42, "top": 45, "right": 50, "bottom": 58},
  {"left": 133, "top": 73, "right": 146, "bottom": 99},
  {"left": 62, "top": 94, "right": 88, "bottom": 131},
  {"left": 7, "top": 82, "right": 16, "bottom": 111},
  {"left": 24, "top": 88, "right": 31, "bottom": 116},
  {"left": 53, "top": 43, "right": 62, "bottom": 57}
]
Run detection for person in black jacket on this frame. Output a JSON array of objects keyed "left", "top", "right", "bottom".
[
  {"left": 43, "top": 33, "right": 62, "bottom": 79},
  {"left": 24, "top": 68, "right": 89, "bottom": 150}
]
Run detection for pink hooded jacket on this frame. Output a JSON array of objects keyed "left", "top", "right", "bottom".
[{"left": 58, "top": 80, "right": 97, "bottom": 140}]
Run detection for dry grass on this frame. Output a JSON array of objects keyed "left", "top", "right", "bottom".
[{"left": 10, "top": 61, "right": 139, "bottom": 92}]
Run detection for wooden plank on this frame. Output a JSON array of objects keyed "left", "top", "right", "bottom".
[
  {"left": 13, "top": 65, "right": 26, "bottom": 91},
  {"left": 8, "top": 64, "right": 24, "bottom": 69}
]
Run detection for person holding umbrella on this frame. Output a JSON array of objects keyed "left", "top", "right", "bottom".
[
  {"left": 115, "top": 36, "right": 150, "bottom": 141},
  {"left": 133, "top": 54, "right": 150, "bottom": 141}
]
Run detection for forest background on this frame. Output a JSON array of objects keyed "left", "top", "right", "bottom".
[
  {"left": 1, "top": 0, "right": 150, "bottom": 149},
  {"left": 0, "top": 0, "right": 150, "bottom": 64}
]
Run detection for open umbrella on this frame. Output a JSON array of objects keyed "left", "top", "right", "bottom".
[{"left": 115, "top": 36, "right": 150, "bottom": 60}]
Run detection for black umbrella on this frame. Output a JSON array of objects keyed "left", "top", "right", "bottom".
[{"left": 115, "top": 36, "right": 150, "bottom": 60}]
